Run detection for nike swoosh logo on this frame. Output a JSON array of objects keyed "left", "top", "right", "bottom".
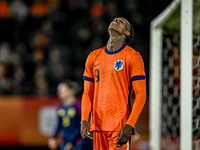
[{"left": 94, "top": 63, "right": 100, "bottom": 67}]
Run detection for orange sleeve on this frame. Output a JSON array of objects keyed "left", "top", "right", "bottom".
[
  {"left": 83, "top": 52, "right": 94, "bottom": 79},
  {"left": 126, "top": 78, "right": 146, "bottom": 127},
  {"left": 81, "top": 53, "right": 95, "bottom": 122},
  {"left": 81, "top": 80, "right": 94, "bottom": 122},
  {"left": 130, "top": 52, "right": 146, "bottom": 78}
]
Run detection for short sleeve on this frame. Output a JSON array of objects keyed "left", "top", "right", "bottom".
[
  {"left": 129, "top": 52, "right": 146, "bottom": 82},
  {"left": 83, "top": 53, "right": 94, "bottom": 82}
]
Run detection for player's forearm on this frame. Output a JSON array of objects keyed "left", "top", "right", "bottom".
[
  {"left": 81, "top": 92, "right": 93, "bottom": 121},
  {"left": 126, "top": 80, "right": 146, "bottom": 127},
  {"left": 81, "top": 80, "right": 94, "bottom": 122}
]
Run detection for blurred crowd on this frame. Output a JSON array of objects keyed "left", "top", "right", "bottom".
[{"left": 0, "top": 0, "right": 172, "bottom": 96}]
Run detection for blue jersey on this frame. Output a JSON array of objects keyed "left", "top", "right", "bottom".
[
  {"left": 53, "top": 100, "right": 81, "bottom": 144},
  {"left": 53, "top": 99, "right": 93, "bottom": 150}
]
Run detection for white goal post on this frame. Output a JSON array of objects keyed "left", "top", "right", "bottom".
[{"left": 149, "top": 0, "right": 193, "bottom": 150}]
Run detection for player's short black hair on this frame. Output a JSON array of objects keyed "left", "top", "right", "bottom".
[{"left": 126, "top": 22, "right": 134, "bottom": 46}]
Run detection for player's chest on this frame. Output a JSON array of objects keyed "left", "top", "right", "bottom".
[{"left": 93, "top": 55, "right": 127, "bottom": 73}]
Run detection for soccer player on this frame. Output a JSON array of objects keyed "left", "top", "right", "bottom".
[
  {"left": 80, "top": 17, "right": 146, "bottom": 149},
  {"left": 48, "top": 80, "right": 93, "bottom": 150}
]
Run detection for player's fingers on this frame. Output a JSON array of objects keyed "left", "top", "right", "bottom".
[
  {"left": 118, "top": 134, "right": 124, "bottom": 144},
  {"left": 120, "top": 136, "right": 125, "bottom": 143},
  {"left": 80, "top": 129, "right": 84, "bottom": 138},
  {"left": 116, "top": 132, "right": 122, "bottom": 144},
  {"left": 81, "top": 133, "right": 85, "bottom": 139},
  {"left": 85, "top": 128, "right": 90, "bottom": 137},
  {"left": 123, "top": 134, "right": 129, "bottom": 142},
  {"left": 121, "top": 135, "right": 128, "bottom": 144},
  {"left": 85, "top": 128, "right": 91, "bottom": 138},
  {"left": 85, "top": 133, "right": 93, "bottom": 140},
  {"left": 81, "top": 128, "right": 87, "bottom": 139},
  {"left": 83, "top": 128, "right": 93, "bottom": 140},
  {"left": 119, "top": 132, "right": 127, "bottom": 144}
]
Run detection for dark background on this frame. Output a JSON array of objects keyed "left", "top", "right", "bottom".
[
  {"left": 0, "top": 0, "right": 173, "bottom": 96},
  {"left": 0, "top": 0, "right": 173, "bottom": 149}
]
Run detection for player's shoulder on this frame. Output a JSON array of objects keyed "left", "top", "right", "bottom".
[
  {"left": 125, "top": 45, "right": 141, "bottom": 57},
  {"left": 87, "top": 46, "right": 106, "bottom": 59},
  {"left": 90, "top": 46, "right": 105, "bottom": 55}
]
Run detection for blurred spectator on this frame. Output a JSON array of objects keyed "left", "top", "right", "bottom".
[
  {"left": 12, "top": 66, "right": 25, "bottom": 94},
  {"left": 9, "top": 0, "right": 28, "bottom": 22},
  {"left": 90, "top": 1, "right": 103, "bottom": 18},
  {"left": 0, "top": 42, "right": 12, "bottom": 63},
  {"left": 29, "top": 0, "right": 49, "bottom": 18},
  {"left": 0, "top": 42, "right": 13, "bottom": 94},
  {"left": 0, "top": 62, "right": 12, "bottom": 94},
  {"left": 47, "top": 80, "right": 93, "bottom": 150},
  {"left": 34, "top": 64, "right": 49, "bottom": 95},
  {"left": 0, "top": 0, "right": 173, "bottom": 95},
  {"left": 0, "top": 0, "right": 9, "bottom": 20}
]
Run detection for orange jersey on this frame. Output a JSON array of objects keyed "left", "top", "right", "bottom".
[{"left": 82, "top": 44, "right": 146, "bottom": 131}]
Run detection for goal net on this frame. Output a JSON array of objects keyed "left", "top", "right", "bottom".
[
  {"left": 150, "top": 0, "right": 200, "bottom": 149},
  {"left": 161, "top": 33, "right": 200, "bottom": 150}
]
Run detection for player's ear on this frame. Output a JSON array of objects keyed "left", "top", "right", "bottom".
[{"left": 124, "top": 30, "right": 130, "bottom": 37}]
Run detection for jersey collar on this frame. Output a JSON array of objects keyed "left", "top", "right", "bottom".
[{"left": 105, "top": 43, "right": 126, "bottom": 55}]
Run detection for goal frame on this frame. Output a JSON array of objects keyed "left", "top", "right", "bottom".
[{"left": 149, "top": 0, "right": 193, "bottom": 150}]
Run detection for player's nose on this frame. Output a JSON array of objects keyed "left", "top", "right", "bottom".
[{"left": 113, "top": 18, "right": 118, "bottom": 22}]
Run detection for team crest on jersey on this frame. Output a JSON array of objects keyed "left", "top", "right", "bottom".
[{"left": 114, "top": 59, "right": 124, "bottom": 71}]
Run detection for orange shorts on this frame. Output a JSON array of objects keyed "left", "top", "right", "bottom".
[{"left": 93, "top": 130, "right": 129, "bottom": 150}]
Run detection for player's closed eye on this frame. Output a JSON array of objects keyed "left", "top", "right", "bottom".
[{"left": 119, "top": 20, "right": 124, "bottom": 24}]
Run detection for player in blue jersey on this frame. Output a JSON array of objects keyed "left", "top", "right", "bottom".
[{"left": 48, "top": 80, "right": 93, "bottom": 150}]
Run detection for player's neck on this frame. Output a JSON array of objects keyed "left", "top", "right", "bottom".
[
  {"left": 63, "top": 96, "right": 76, "bottom": 106},
  {"left": 106, "top": 36, "right": 126, "bottom": 52}
]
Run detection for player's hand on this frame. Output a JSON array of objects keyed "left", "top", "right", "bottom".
[
  {"left": 116, "top": 124, "right": 132, "bottom": 146},
  {"left": 47, "top": 138, "right": 58, "bottom": 150},
  {"left": 80, "top": 120, "right": 93, "bottom": 140}
]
